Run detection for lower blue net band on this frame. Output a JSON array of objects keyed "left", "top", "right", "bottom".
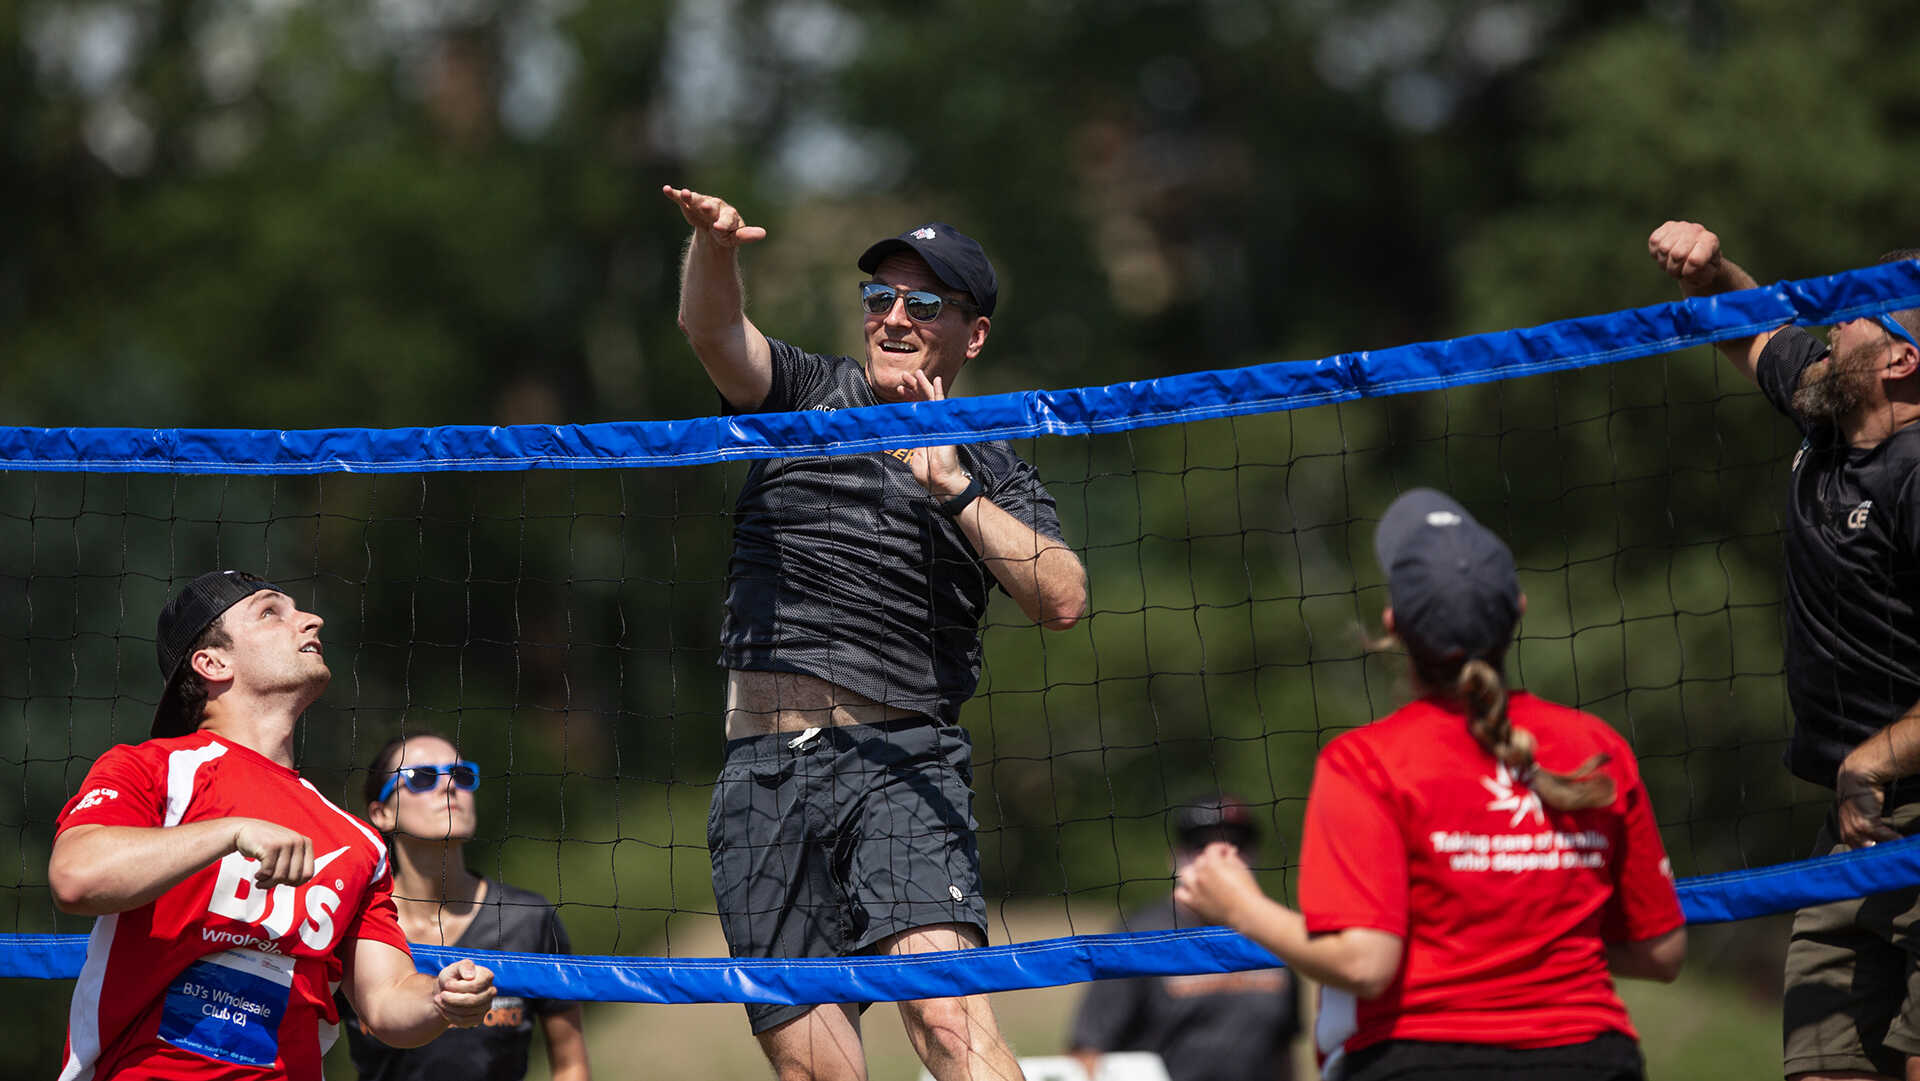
[{"left": 5, "top": 837, "right": 1914, "bottom": 1001}]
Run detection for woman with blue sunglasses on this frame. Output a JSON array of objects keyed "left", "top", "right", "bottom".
[{"left": 336, "top": 733, "right": 591, "bottom": 1081}]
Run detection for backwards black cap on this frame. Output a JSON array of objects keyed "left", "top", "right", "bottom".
[
  {"left": 857, "top": 223, "right": 999, "bottom": 317},
  {"left": 151, "top": 570, "right": 280, "bottom": 738},
  {"left": 1373, "top": 489, "right": 1520, "bottom": 670},
  {"left": 1172, "top": 794, "right": 1258, "bottom": 850}
]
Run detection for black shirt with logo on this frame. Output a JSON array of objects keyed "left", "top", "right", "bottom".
[
  {"left": 719, "top": 339, "right": 1066, "bottom": 723},
  {"left": 337, "top": 881, "right": 574, "bottom": 1081},
  {"left": 1756, "top": 326, "right": 1920, "bottom": 789},
  {"left": 1069, "top": 898, "right": 1302, "bottom": 1081}
]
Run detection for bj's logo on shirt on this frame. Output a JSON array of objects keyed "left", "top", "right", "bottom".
[
  {"left": 204, "top": 846, "right": 351, "bottom": 952},
  {"left": 75, "top": 787, "right": 119, "bottom": 811}
]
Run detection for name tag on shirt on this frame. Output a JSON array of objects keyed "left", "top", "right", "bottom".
[{"left": 158, "top": 946, "right": 295, "bottom": 1067}]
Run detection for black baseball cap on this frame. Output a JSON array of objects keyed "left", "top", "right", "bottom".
[
  {"left": 151, "top": 570, "right": 281, "bottom": 738},
  {"left": 857, "top": 223, "right": 999, "bottom": 317},
  {"left": 1373, "top": 489, "right": 1520, "bottom": 669},
  {"left": 1172, "top": 794, "right": 1258, "bottom": 850}
]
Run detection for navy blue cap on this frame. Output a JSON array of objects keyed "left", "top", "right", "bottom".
[
  {"left": 1373, "top": 489, "right": 1519, "bottom": 669},
  {"left": 857, "top": 223, "right": 999, "bottom": 317},
  {"left": 152, "top": 570, "right": 281, "bottom": 738}
]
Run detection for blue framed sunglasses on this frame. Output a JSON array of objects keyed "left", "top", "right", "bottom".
[{"left": 378, "top": 761, "right": 480, "bottom": 802}]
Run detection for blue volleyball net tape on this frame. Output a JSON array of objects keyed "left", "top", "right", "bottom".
[{"left": 6, "top": 263, "right": 1919, "bottom": 474}]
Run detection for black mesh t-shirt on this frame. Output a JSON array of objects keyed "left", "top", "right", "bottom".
[
  {"left": 1756, "top": 326, "right": 1920, "bottom": 790},
  {"left": 720, "top": 339, "right": 1065, "bottom": 724},
  {"left": 337, "top": 881, "right": 574, "bottom": 1081}
]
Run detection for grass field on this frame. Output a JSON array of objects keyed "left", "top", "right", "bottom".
[{"left": 352, "top": 907, "right": 1789, "bottom": 1081}]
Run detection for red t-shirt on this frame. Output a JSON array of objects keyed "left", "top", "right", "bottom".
[
  {"left": 54, "top": 732, "right": 410, "bottom": 1081},
  {"left": 1300, "top": 692, "right": 1683, "bottom": 1074}
]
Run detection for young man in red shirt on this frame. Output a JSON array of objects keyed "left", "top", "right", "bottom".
[{"left": 50, "top": 570, "right": 496, "bottom": 1080}]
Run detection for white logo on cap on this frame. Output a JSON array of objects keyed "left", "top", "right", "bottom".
[
  {"left": 911, "top": 227, "right": 937, "bottom": 240},
  {"left": 1426, "top": 511, "right": 1462, "bottom": 527}
]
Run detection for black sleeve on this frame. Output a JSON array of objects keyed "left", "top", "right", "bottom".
[
  {"left": 973, "top": 444, "right": 1065, "bottom": 543},
  {"left": 1895, "top": 467, "right": 1920, "bottom": 564},
  {"left": 1754, "top": 326, "right": 1830, "bottom": 435},
  {"left": 721, "top": 338, "right": 835, "bottom": 415},
  {"left": 1067, "top": 976, "right": 1145, "bottom": 1053}
]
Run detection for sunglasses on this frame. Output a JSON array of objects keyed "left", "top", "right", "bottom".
[
  {"left": 859, "top": 281, "right": 973, "bottom": 324},
  {"left": 1875, "top": 313, "right": 1920, "bottom": 353},
  {"left": 378, "top": 761, "right": 480, "bottom": 803}
]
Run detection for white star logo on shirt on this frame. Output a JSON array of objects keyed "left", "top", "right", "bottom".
[{"left": 1481, "top": 762, "right": 1545, "bottom": 827}]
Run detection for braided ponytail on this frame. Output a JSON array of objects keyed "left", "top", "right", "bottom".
[{"left": 1457, "top": 659, "right": 1614, "bottom": 811}]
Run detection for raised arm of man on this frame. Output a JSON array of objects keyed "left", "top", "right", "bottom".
[
  {"left": 663, "top": 186, "right": 774, "bottom": 410},
  {"left": 1648, "top": 219, "right": 1779, "bottom": 384}
]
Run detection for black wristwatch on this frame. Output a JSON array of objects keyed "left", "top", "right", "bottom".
[{"left": 938, "top": 472, "right": 982, "bottom": 517}]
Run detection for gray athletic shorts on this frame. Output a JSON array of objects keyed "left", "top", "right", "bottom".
[
  {"left": 1782, "top": 799, "right": 1920, "bottom": 1077},
  {"left": 706, "top": 717, "right": 990, "bottom": 1034}
]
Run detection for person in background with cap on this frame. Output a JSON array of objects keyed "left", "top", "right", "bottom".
[
  {"left": 47, "top": 570, "right": 496, "bottom": 1081},
  {"left": 337, "top": 731, "right": 590, "bottom": 1081},
  {"left": 660, "top": 186, "right": 1088, "bottom": 1081},
  {"left": 1067, "top": 794, "right": 1303, "bottom": 1081},
  {"left": 1650, "top": 223, "right": 1920, "bottom": 1081},
  {"left": 1178, "top": 490, "right": 1685, "bottom": 1081}
]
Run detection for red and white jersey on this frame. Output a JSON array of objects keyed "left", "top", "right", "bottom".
[
  {"left": 1300, "top": 691, "right": 1683, "bottom": 1077},
  {"left": 54, "top": 732, "right": 410, "bottom": 1081}
]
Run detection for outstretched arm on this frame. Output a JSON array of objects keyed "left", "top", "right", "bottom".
[
  {"left": 662, "top": 186, "right": 775, "bottom": 411},
  {"left": 1176, "top": 843, "right": 1403, "bottom": 999},
  {"left": 49, "top": 818, "right": 315, "bottom": 916},
  {"left": 1648, "top": 220, "right": 1777, "bottom": 383},
  {"left": 342, "top": 939, "right": 495, "bottom": 1049}
]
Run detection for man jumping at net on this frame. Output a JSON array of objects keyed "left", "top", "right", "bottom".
[
  {"left": 48, "top": 570, "right": 496, "bottom": 1080},
  {"left": 1651, "top": 222, "right": 1920, "bottom": 1081},
  {"left": 663, "top": 186, "right": 1088, "bottom": 1081}
]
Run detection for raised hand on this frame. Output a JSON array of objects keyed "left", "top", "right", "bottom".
[
  {"left": 1648, "top": 220, "right": 1726, "bottom": 292},
  {"left": 893, "top": 371, "right": 970, "bottom": 499},
  {"left": 661, "top": 186, "right": 767, "bottom": 250}
]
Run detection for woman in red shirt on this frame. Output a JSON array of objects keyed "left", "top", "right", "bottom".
[{"left": 1178, "top": 488, "right": 1686, "bottom": 1081}]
